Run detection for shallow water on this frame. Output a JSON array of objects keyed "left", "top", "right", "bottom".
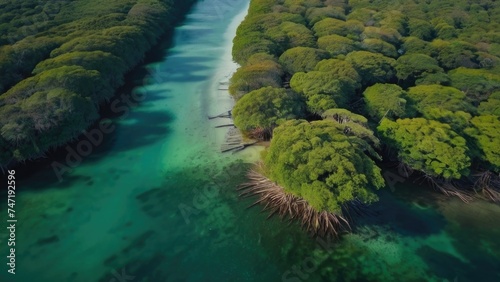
[{"left": 1, "top": 0, "right": 500, "bottom": 281}]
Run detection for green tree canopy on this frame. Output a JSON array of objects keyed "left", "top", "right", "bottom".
[
  {"left": 232, "top": 86, "right": 304, "bottom": 135},
  {"left": 406, "top": 84, "right": 475, "bottom": 117},
  {"left": 314, "top": 59, "right": 361, "bottom": 86},
  {"left": 1, "top": 65, "right": 113, "bottom": 104},
  {"left": 478, "top": 91, "right": 500, "bottom": 116},
  {"left": 321, "top": 108, "right": 380, "bottom": 146},
  {"left": 312, "top": 18, "right": 364, "bottom": 39},
  {"left": 33, "top": 50, "right": 127, "bottom": 88},
  {"left": 423, "top": 109, "right": 472, "bottom": 132},
  {"left": 229, "top": 54, "right": 283, "bottom": 98},
  {"left": 378, "top": 118, "right": 470, "bottom": 179},
  {"left": 0, "top": 88, "right": 98, "bottom": 163},
  {"left": 346, "top": 7, "right": 377, "bottom": 25},
  {"left": 50, "top": 26, "right": 150, "bottom": 67},
  {"left": 233, "top": 12, "right": 306, "bottom": 63},
  {"left": 464, "top": 115, "right": 500, "bottom": 172},
  {"left": 0, "top": 0, "right": 198, "bottom": 167},
  {"left": 415, "top": 72, "right": 451, "bottom": 86},
  {"left": 321, "top": 108, "right": 368, "bottom": 125},
  {"left": 408, "top": 18, "right": 435, "bottom": 41},
  {"left": 237, "top": 12, "right": 305, "bottom": 36},
  {"left": 278, "top": 47, "right": 329, "bottom": 74},
  {"left": 449, "top": 67, "right": 500, "bottom": 102},
  {"left": 363, "top": 83, "right": 407, "bottom": 120},
  {"left": 430, "top": 39, "right": 479, "bottom": 70},
  {"left": 345, "top": 51, "right": 396, "bottom": 85},
  {"left": 290, "top": 64, "right": 360, "bottom": 114},
  {"left": 435, "top": 23, "right": 457, "bottom": 40},
  {"left": 476, "top": 52, "right": 500, "bottom": 69},
  {"left": 232, "top": 32, "right": 280, "bottom": 65},
  {"left": 264, "top": 119, "right": 384, "bottom": 213},
  {"left": 265, "top": 21, "right": 316, "bottom": 51},
  {"left": 317, "top": 34, "right": 359, "bottom": 56},
  {"left": 401, "top": 36, "right": 434, "bottom": 56},
  {"left": 379, "top": 10, "right": 408, "bottom": 35},
  {"left": 305, "top": 6, "right": 346, "bottom": 26},
  {"left": 360, "top": 38, "right": 398, "bottom": 58},
  {"left": 361, "top": 26, "right": 402, "bottom": 46},
  {"left": 395, "top": 54, "right": 444, "bottom": 86}
]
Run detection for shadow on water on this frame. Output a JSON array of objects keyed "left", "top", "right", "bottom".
[
  {"left": 349, "top": 172, "right": 500, "bottom": 281},
  {"left": 417, "top": 245, "right": 500, "bottom": 282},
  {"left": 355, "top": 183, "right": 448, "bottom": 238},
  {"left": 4, "top": 17, "right": 199, "bottom": 190},
  {"left": 6, "top": 105, "right": 175, "bottom": 193},
  {"left": 91, "top": 160, "right": 313, "bottom": 281},
  {"left": 2, "top": 1, "right": 226, "bottom": 195}
]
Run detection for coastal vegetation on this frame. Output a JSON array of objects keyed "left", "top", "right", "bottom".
[
  {"left": 232, "top": 0, "right": 500, "bottom": 236},
  {"left": 0, "top": 0, "right": 195, "bottom": 167}
]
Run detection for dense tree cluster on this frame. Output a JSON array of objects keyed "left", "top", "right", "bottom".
[
  {"left": 363, "top": 83, "right": 407, "bottom": 120},
  {"left": 232, "top": 0, "right": 500, "bottom": 217},
  {"left": 378, "top": 118, "right": 471, "bottom": 179},
  {"left": 264, "top": 119, "right": 384, "bottom": 213},
  {"left": 232, "top": 87, "right": 305, "bottom": 138},
  {"left": 0, "top": 0, "right": 195, "bottom": 166}
]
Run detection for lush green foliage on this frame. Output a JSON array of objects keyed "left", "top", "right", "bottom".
[
  {"left": 229, "top": 54, "right": 283, "bottom": 98},
  {"left": 290, "top": 62, "right": 360, "bottom": 114},
  {"left": 231, "top": 0, "right": 500, "bottom": 209},
  {"left": 449, "top": 67, "right": 500, "bottom": 101},
  {"left": 361, "top": 26, "right": 402, "bottom": 46},
  {"left": 305, "top": 6, "right": 346, "bottom": 26},
  {"left": 313, "top": 18, "right": 365, "bottom": 39},
  {"left": 395, "top": 54, "right": 444, "bottom": 86},
  {"left": 266, "top": 21, "right": 316, "bottom": 51},
  {"left": 430, "top": 40, "right": 479, "bottom": 70},
  {"left": 406, "top": 85, "right": 475, "bottom": 117},
  {"left": 345, "top": 51, "right": 396, "bottom": 86},
  {"left": 232, "top": 87, "right": 305, "bottom": 134},
  {"left": 278, "top": 47, "right": 329, "bottom": 74},
  {"left": 317, "top": 34, "right": 358, "bottom": 56},
  {"left": 361, "top": 38, "right": 398, "bottom": 58},
  {"left": 363, "top": 84, "right": 407, "bottom": 120},
  {"left": 314, "top": 59, "right": 361, "bottom": 85},
  {"left": 378, "top": 118, "right": 470, "bottom": 179},
  {"left": 464, "top": 115, "right": 500, "bottom": 172},
  {"left": 264, "top": 120, "right": 384, "bottom": 213},
  {"left": 0, "top": 0, "right": 195, "bottom": 166},
  {"left": 478, "top": 91, "right": 500, "bottom": 116}
]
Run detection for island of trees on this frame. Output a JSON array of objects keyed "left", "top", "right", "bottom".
[
  {"left": 232, "top": 0, "right": 500, "bottom": 237},
  {"left": 0, "top": 0, "right": 195, "bottom": 167}
]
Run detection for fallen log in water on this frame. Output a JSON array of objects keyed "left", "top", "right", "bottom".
[
  {"left": 221, "top": 145, "right": 244, "bottom": 153},
  {"left": 208, "top": 110, "right": 232, "bottom": 120},
  {"left": 221, "top": 141, "right": 257, "bottom": 153},
  {"left": 215, "top": 123, "right": 235, "bottom": 128}
]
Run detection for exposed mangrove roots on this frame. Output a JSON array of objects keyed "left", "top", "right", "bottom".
[
  {"left": 237, "top": 166, "right": 352, "bottom": 239},
  {"left": 422, "top": 174, "right": 473, "bottom": 203},
  {"left": 247, "top": 127, "right": 272, "bottom": 141},
  {"left": 473, "top": 170, "right": 500, "bottom": 202},
  {"left": 397, "top": 162, "right": 414, "bottom": 178}
]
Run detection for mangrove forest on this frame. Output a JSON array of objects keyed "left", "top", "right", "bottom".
[
  {"left": 231, "top": 0, "right": 500, "bottom": 237},
  {"left": 0, "top": 0, "right": 195, "bottom": 167}
]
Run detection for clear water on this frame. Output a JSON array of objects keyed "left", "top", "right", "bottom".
[{"left": 1, "top": 1, "right": 499, "bottom": 281}]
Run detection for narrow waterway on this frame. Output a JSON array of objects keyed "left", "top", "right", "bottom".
[{"left": 1, "top": 0, "right": 500, "bottom": 281}]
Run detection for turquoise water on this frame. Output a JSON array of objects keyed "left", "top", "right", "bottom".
[{"left": 1, "top": 0, "right": 500, "bottom": 281}]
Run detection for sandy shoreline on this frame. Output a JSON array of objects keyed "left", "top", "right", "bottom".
[{"left": 205, "top": 3, "right": 264, "bottom": 162}]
